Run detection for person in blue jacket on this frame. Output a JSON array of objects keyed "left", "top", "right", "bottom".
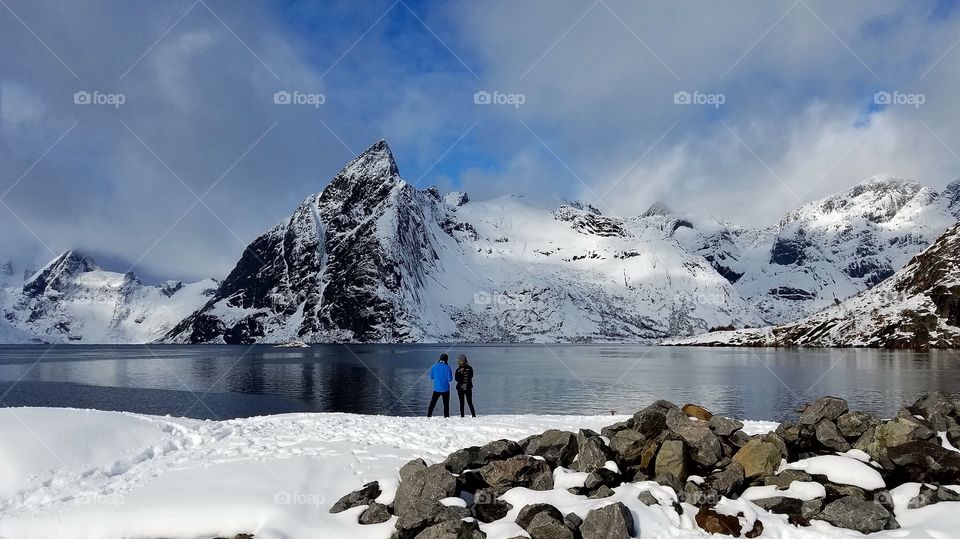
[{"left": 427, "top": 353, "right": 454, "bottom": 418}]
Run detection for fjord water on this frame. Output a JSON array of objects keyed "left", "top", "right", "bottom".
[{"left": 0, "top": 344, "right": 958, "bottom": 421}]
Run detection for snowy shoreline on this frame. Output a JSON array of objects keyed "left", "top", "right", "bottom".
[{"left": 0, "top": 407, "right": 956, "bottom": 539}]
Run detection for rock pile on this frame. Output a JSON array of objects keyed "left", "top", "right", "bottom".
[{"left": 330, "top": 392, "right": 960, "bottom": 538}]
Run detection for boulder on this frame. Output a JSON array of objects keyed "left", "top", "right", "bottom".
[
  {"left": 359, "top": 502, "right": 392, "bottom": 524},
  {"left": 394, "top": 465, "right": 458, "bottom": 519},
  {"left": 682, "top": 403, "right": 713, "bottom": 421},
  {"left": 909, "top": 392, "right": 957, "bottom": 431},
  {"left": 708, "top": 415, "right": 744, "bottom": 436},
  {"left": 524, "top": 430, "right": 578, "bottom": 467},
  {"left": 706, "top": 461, "right": 744, "bottom": 496},
  {"left": 665, "top": 409, "right": 723, "bottom": 467},
  {"left": 733, "top": 439, "right": 782, "bottom": 480},
  {"left": 799, "top": 397, "right": 849, "bottom": 425},
  {"left": 580, "top": 502, "right": 634, "bottom": 539},
  {"left": 584, "top": 468, "right": 621, "bottom": 490},
  {"left": 654, "top": 440, "right": 688, "bottom": 480},
  {"left": 396, "top": 501, "right": 470, "bottom": 536},
  {"left": 762, "top": 469, "right": 812, "bottom": 488},
  {"left": 836, "top": 411, "right": 879, "bottom": 438},
  {"left": 632, "top": 400, "right": 677, "bottom": 438},
  {"left": 601, "top": 419, "right": 634, "bottom": 439},
  {"left": 516, "top": 504, "right": 564, "bottom": 531},
  {"left": 815, "top": 496, "right": 898, "bottom": 533},
  {"left": 886, "top": 440, "right": 960, "bottom": 483},
  {"left": 479, "top": 455, "right": 554, "bottom": 494},
  {"left": 526, "top": 511, "right": 574, "bottom": 539},
  {"left": 908, "top": 484, "right": 960, "bottom": 509},
  {"left": 412, "top": 518, "right": 486, "bottom": 539},
  {"left": 444, "top": 446, "right": 482, "bottom": 474},
  {"left": 824, "top": 482, "right": 867, "bottom": 502},
  {"left": 947, "top": 428, "right": 960, "bottom": 449},
  {"left": 329, "top": 481, "right": 381, "bottom": 513},
  {"left": 471, "top": 488, "right": 512, "bottom": 523},
  {"left": 573, "top": 435, "right": 612, "bottom": 473},
  {"left": 653, "top": 473, "right": 684, "bottom": 495},
  {"left": 638, "top": 490, "right": 659, "bottom": 506},
  {"left": 861, "top": 417, "right": 938, "bottom": 467},
  {"left": 750, "top": 496, "right": 802, "bottom": 515},
  {"left": 815, "top": 420, "right": 851, "bottom": 452},
  {"left": 400, "top": 458, "right": 428, "bottom": 481},
  {"left": 588, "top": 485, "right": 615, "bottom": 498},
  {"left": 563, "top": 512, "right": 583, "bottom": 531},
  {"left": 608, "top": 429, "right": 647, "bottom": 466}
]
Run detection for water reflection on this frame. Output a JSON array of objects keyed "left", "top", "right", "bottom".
[{"left": 0, "top": 344, "right": 957, "bottom": 420}]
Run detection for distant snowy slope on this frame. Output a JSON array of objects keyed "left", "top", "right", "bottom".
[
  {"left": 678, "top": 177, "right": 960, "bottom": 324},
  {"left": 670, "top": 221, "right": 960, "bottom": 348},
  {"left": 164, "top": 141, "right": 762, "bottom": 344},
  {"left": 0, "top": 251, "right": 217, "bottom": 343}
]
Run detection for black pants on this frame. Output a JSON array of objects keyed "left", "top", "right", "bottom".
[
  {"left": 457, "top": 389, "right": 476, "bottom": 417},
  {"left": 427, "top": 391, "right": 450, "bottom": 418}
]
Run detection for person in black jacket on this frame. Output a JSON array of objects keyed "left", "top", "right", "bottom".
[{"left": 455, "top": 354, "right": 476, "bottom": 418}]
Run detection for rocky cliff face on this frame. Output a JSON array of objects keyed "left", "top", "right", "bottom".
[
  {"left": 670, "top": 222, "right": 960, "bottom": 349},
  {"left": 163, "top": 141, "right": 762, "bottom": 344}
]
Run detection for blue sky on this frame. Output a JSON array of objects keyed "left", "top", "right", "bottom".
[{"left": 3, "top": 0, "right": 960, "bottom": 281}]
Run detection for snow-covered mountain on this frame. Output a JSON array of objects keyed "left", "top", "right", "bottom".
[
  {"left": 675, "top": 177, "right": 960, "bottom": 324},
  {"left": 669, "top": 221, "right": 960, "bottom": 349},
  {"left": 163, "top": 140, "right": 761, "bottom": 344},
  {"left": 0, "top": 251, "right": 217, "bottom": 343}
]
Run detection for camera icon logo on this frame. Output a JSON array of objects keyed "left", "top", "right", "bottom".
[
  {"left": 873, "top": 91, "right": 891, "bottom": 105},
  {"left": 473, "top": 91, "right": 492, "bottom": 105},
  {"left": 73, "top": 91, "right": 91, "bottom": 105},
  {"left": 673, "top": 91, "right": 691, "bottom": 105},
  {"left": 273, "top": 91, "right": 291, "bottom": 105}
]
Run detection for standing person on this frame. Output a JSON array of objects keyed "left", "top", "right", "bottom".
[
  {"left": 455, "top": 354, "right": 476, "bottom": 418},
  {"left": 427, "top": 354, "right": 453, "bottom": 418}
]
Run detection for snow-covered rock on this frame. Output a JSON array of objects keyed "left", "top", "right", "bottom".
[
  {"left": 163, "top": 140, "right": 762, "bottom": 344},
  {"left": 0, "top": 251, "right": 217, "bottom": 343}
]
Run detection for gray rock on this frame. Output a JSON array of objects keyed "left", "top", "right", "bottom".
[
  {"left": 946, "top": 428, "right": 960, "bottom": 449},
  {"left": 862, "top": 417, "right": 938, "bottom": 468},
  {"left": 654, "top": 439, "right": 688, "bottom": 480},
  {"left": 815, "top": 496, "right": 897, "bottom": 533},
  {"left": 359, "top": 502, "right": 392, "bottom": 524},
  {"left": 910, "top": 392, "right": 957, "bottom": 431},
  {"left": 653, "top": 473, "right": 684, "bottom": 495},
  {"left": 836, "top": 411, "right": 879, "bottom": 438},
  {"left": 762, "top": 469, "right": 812, "bottom": 489},
  {"left": 732, "top": 438, "right": 782, "bottom": 479},
  {"left": 824, "top": 482, "right": 867, "bottom": 501},
  {"left": 526, "top": 511, "right": 574, "bottom": 539},
  {"left": 588, "top": 485, "right": 615, "bottom": 498},
  {"left": 563, "top": 512, "right": 583, "bottom": 530},
  {"left": 413, "top": 518, "right": 486, "bottom": 539},
  {"left": 886, "top": 440, "right": 960, "bottom": 483},
  {"left": 580, "top": 502, "right": 634, "bottom": 539},
  {"left": 800, "top": 397, "right": 849, "bottom": 426},
  {"left": 666, "top": 408, "right": 723, "bottom": 467},
  {"left": 632, "top": 400, "right": 678, "bottom": 438},
  {"left": 479, "top": 439, "right": 522, "bottom": 464},
  {"left": 637, "top": 490, "right": 659, "bottom": 506},
  {"left": 444, "top": 446, "right": 482, "bottom": 474},
  {"left": 751, "top": 496, "right": 802, "bottom": 514},
  {"left": 815, "top": 420, "right": 851, "bottom": 452},
  {"left": 394, "top": 465, "right": 458, "bottom": 519},
  {"left": 479, "top": 455, "right": 554, "bottom": 494},
  {"left": 400, "top": 458, "right": 428, "bottom": 481},
  {"left": 330, "top": 481, "right": 381, "bottom": 513},
  {"left": 601, "top": 419, "right": 634, "bottom": 439},
  {"left": 516, "top": 504, "right": 564, "bottom": 531},
  {"left": 708, "top": 415, "right": 744, "bottom": 436},
  {"left": 706, "top": 461, "right": 744, "bottom": 496},
  {"left": 471, "top": 488, "right": 513, "bottom": 523},
  {"left": 573, "top": 436, "right": 612, "bottom": 473},
  {"left": 608, "top": 429, "right": 647, "bottom": 466},
  {"left": 908, "top": 484, "right": 960, "bottom": 509},
  {"left": 524, "top": 430, "right": 578, "bottom": 467},
  {"left": 583, "top": 468, "right": 621, "bottom": 489},
  {"left": 396, "top": 501, "right": 470, "bottom": 535}
]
